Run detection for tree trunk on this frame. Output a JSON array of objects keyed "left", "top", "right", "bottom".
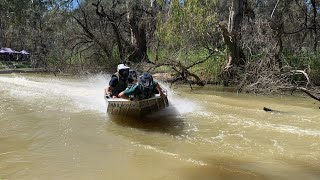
[
  {"left": 111, "top": 22, "right": 124, "bottom": 61},
  {"left": 310, "top": 0, "right": 318, "bottom": 51},
  {"left": 274, "top": 22, "right": 283, "bottom": 71},
  {"left": 224, "top": 0, "right": 246, "bottom": 69},
  {"left": 127, "top": 2, "right": 148, "bottom": 63}
]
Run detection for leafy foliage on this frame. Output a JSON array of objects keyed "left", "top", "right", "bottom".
[
  {"left": 156, "top": 0, "right": 218, "bottom": 49},
  {"left": 0, "top": 0, "right": 319, "bottom": 89}
]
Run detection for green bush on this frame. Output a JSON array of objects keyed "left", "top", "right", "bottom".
[
  {"left": 282, "top": 50, "right": 320, "bottom": 85},
  {"left": 0, "top": 62, "right": 5, "bottom": 69},
  {"left": 15, "top": 64, "right": 31, "bottom": 68},
  {"left": 148, "top": 47, "right": 226, "bottom": 84}
]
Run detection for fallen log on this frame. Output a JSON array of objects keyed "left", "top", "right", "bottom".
[
  {"left": 263, "top": 107, "right": 282, "bottom": 113},
  {"left": 296, "top": 87, "right": 320, "bottom": 102}
]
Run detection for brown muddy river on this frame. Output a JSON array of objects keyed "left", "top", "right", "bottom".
[{"left": 0, "top": 74, "right": 320, "bottom": 180}]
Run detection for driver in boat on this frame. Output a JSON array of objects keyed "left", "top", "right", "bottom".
[
  {"left": 105, "top": 64, "right": 130, "bottom": 98},
  {"left": 118, "top": 72, "right": 166, "bottom": 101}
]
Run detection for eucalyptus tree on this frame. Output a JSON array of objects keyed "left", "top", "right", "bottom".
[
  {"left": 151, "top": 0, "right": 220, "bottom": 86},
  {"left": 69, "top": 0, "right": 157, "bottom": 71},
  {"left": 0, "top": 0, "right": 33, "bottom": 49},
  {"left": 224, "top": 0, "right": 320, "bottom": 92}
]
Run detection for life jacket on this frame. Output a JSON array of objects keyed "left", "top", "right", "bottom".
[{"left": 110, "top": 72, "right": 128, "bottom": 97}]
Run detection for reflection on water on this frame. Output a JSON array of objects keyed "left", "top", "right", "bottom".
[{"left": 108, "top": 106, "right": 185, "bottom": 136}]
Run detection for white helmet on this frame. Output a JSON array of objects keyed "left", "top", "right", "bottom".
[
  {"left": 117, "top": 64, "right": 130, "bottom": 78},
  {"left": 117, "top": 64, "right": 130, "bottom": 72}
]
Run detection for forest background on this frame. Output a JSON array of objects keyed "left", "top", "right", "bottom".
[{"left": 1, "top": 0, "right": 320, "bottom": 96}]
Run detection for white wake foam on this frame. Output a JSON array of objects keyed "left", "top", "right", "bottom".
[{"left": 0, "top": 74, "right": 200, "bottom": 115}]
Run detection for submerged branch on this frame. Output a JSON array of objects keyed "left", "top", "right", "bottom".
[{"left": 297, "top": 87, "right": 320, "bottom": 102}]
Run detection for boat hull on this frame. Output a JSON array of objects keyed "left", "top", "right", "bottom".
[{"left": 106, "top": 95, "right": 169, "bottom": 117}]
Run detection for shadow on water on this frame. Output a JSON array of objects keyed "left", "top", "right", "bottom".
[{"left": 107, "top": 105, "right": 186, "bottom": 136}]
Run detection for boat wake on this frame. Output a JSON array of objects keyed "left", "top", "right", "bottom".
[
  {"left": 0, "top": 74, "right": 200, "bottom": 116},
  {"left": 159, "top": 83, "right": 201, "bottom": 115},
  {"left": 0, "top": 74, "right": 108, "bottom": 113}
]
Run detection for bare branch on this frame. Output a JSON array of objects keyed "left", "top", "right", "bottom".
[
  {"left": 270, "top": 0, "right": 280, "bottom": 18},
  {"left": 290, "top": 70, "right": 312, "bottom": 87},
  {"left": 297, "top": 87, "right": 320, "bottom": 102}
]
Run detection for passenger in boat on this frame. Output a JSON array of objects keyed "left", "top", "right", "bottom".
[
  {"left": 105, "top": 64, "right": 130, "bottom": 98},
  {"left": 128, "top": 70, "right": 138, "bottom": 87},
  {"left": 118, "top": 72, "right": 166, "bottom": 101}
]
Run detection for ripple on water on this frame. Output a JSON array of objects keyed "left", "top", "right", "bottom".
[{"left": 132, "top": 143, "right": 207, "bottom": 166}]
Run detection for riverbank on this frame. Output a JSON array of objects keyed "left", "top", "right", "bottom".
[{"left": 0, "top": 68, "right": 46, "bottom": 74}]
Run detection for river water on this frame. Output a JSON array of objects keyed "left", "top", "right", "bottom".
[{"left": 0, "top": 74, "right": 320, "bottom": 180}]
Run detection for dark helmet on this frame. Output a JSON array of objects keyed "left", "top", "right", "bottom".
[
  {"left": 119, "top": 69, "right": 129, "bottom": 78},
  {"left": 139, "top": 72, "right": 154, "bottom": 88},
  {"left": 128, "top": 70, "right": 137, "bottom": 80},
  {"left": 117, "top": 64, "right": 130, "bottom": 78}
]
